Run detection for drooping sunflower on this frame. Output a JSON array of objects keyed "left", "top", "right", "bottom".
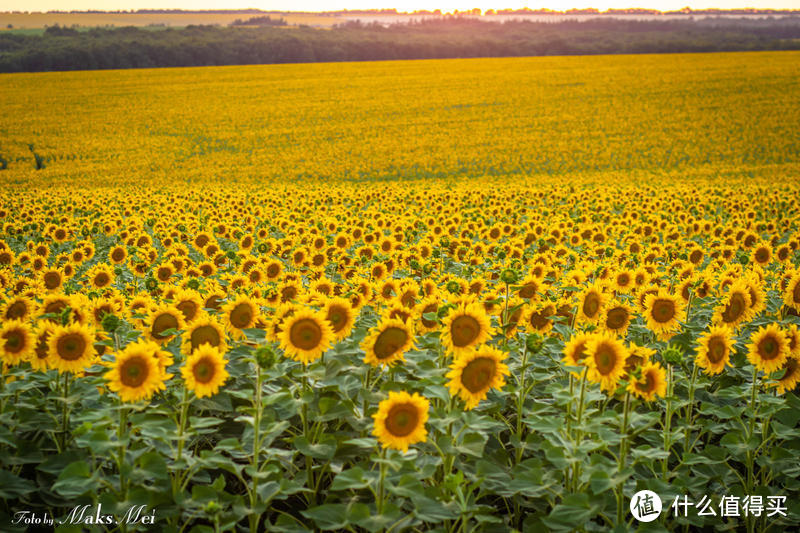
[
  {"left": 30, "top": 322, "right": 55, "bottom": 372},
  {"left": 446, "top": 345, "right": 510, "bottom": 409},
  {"left": 644, "top": 289, "right": 685, "bottom": 341},
  {"left": 440, "top": 301, "right": 493, "bottom": 355},
  {"left": 747, "top": 324, "right": 789, "bottom": 374},
  {"left": 584, "top": 332, "right": 628, "bottom": 392},
  {"left": 323, "top": 297, "right": 357, "bottom": 342},
  {"left": 576, "top": 282, "right": 607, "bottom": 325},
  {"left": 222, "top": 295, "right": 260, "bottom": 338},
  {"left": 603, "top": 300, "right": 633, "bottom": 336},
  {"left": 48, "top": 322, "right": 96, "bottom": 373},
  {"left": 181, "top": 343, "right": 229, "bottom": 398},
  {"left": 771, "top": 356, "right": 800, "bottom": 395},
  {"left": 1, "top": 319, "right": 35, "bottom": 366},
  {"left": 624, "top": 343, "right": 655, "bottom": 374},
  {"left": 713, "top": 280, "right": 753, "bottom": 329},
  {"left": 106, "top": 338, "right": 170, "bottom": 402},
  {"left": 627, "top": 361, "right": 667, "bottom": 402},
  {"left": 38, "top": 294, "right": 71, "bottom": 322},
  {"left": 182, "top": 313, "right": 228, "bottom": 356},
  {"left": 145, "top": 304, "right": 186, "bottom": 345},
  {"left": 416, "top": 297, "right": 440, "bottom": 334},
  {"left": 280, "top": 309, "right": 334, "bottom": 365},
  {"left": 695, "top": 326, "right": 735, "bottom": 375},
  {"left": 362, "top": 317, "right": 414, "bottom": 367},
  {"left": 524, "top": 302, "right": 556, "bottom": 334},
  {"left": 372, "top": 390, "right": 429, "bottom": 453}
]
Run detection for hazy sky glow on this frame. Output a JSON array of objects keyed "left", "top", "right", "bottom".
[{"left": 4, "top": 1, "right": 799, "bottom": 13}]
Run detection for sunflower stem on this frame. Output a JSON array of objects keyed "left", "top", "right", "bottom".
[
  {"left": 301, "top": 372, "right": 315, "bottom": 505},
  {"left": 176, "top": 386, "right": 190, "bottom": 470},
  {"left": 746, "top": 366, "right": 759, "bottom": 496},
  {"left": 515, "top": 343, "right": 528, "bottom": 466},
  {"left": 616, "top": 392, "right": 631, "bottom": 525},
  {"left": 683, "top": 363, "right": 698, "bottom": 454},
  {"left": 662, "top": 364, "right": 673, "bottom": 478},
  {"left": 249, "top": 363, "right": 263, "bottom": 533},
  {"left": 572, "top": 368, "right": 588, "bottom": 492},
  {"left": 60, "top": 372, "right": 71, "bottom": 452},
  {"left": 118, "top": 402, "right": 128, "bottom": 502},
  {"left": 377, "top": 446, "right": 387, "bottom": 514}
]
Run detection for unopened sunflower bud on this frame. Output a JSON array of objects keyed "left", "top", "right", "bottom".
[
  {"left": 662, "top": 344, "right": 684, "bottom": 366},
  {"left": 500, "top": 268, "right": 519, "bottom": 285},
  {"left": 187, "top": 278, "right": 200, "bottom": 290},
  {"left": 101, "top": 313, "right": 120, "bottom": 333},
  {"left": 254, "top": 345, "right": 277, "bottom": 370},
  {"left": 446, "top": 280, "right": 460, "bottom": 294},
  {"left": 204, "top": 501, "right": 221, "bottom": 515},
  {"left": 526, "top": 333, "right": 543, "bottom": 353}
]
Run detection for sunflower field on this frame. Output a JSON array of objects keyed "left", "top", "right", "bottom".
[{"left": 1, "top": 51, "right": 800, "bottom": 532}]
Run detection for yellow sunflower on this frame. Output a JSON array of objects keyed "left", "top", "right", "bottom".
[
  {"left": 222, "top": 294, "right": 260, "bottom": 338},
  {"left": 372, "top": 390, "right": 429, "bottom": 452},
  {"left": 695, "top": 326, "right": 735, "bottom": 375},
  {"left": 323, "top": 297, "right": 357, "bottom": 342},
  {"left": 416, "top": 297, "right": 441, "bottom": 334},
  {"left": 362, "top": 317, "right": 414, "bottom": 367},
  {"left": 280, "top": 309, "right": 334, "bottom": 365},
  {"left": 644, "top": 289, "right": 685, "bottom": 341},
  {"left": 2, "top": 295, "right": 34, "bottom": 321},
  {"left": 106, "top": 338, "right": 171, "bottom": 402},
  {"left": 145, "top": 304, "right": 186, "bottom": 345},
  {"left": 524, "top": 302, "right": 556, "bottom": 334},
  {"left": 181, "top": 313, "right": 228, "bottom": 356},
  {"left": 627, "top": 361, "right": 667, "bottom": 402},
  {"left": 86, "top": 264, "right": 115, "bottom": 290},
  {"left": 576, "top": 282, "right": 607, "bottom": 325},
  {"left": 48, "top": 323, "right": 96, "bottom": 374},
  {"left": 563, "top": 332, "right": 592, "bottom": 368},
  {"left": 603, "top": 300, "right": 633, "bottom": 336},
  {"left": 1, "top": 319, "right": 35, "bottom": 366},
  {"left": 181, "top": 343, "right": 229, "bottom": 398},
  {"left": 30, "top": 323, "right": 55, "bottom": 372},
  {"left": 783, "top": 273, "right": 800, "bottom": 312},
  {"left": 713, "top": 280, "right": 753, "bottom": 329},
  {"left": 747, "top": 324, "right": 789, "bottom": 374},
  {"left": 446, "top": 345, "right": 510, "bottom": 409},
  {"left": 771, "top": 356, "right": 800, "bottom": 395},
  {"left": 584, "top": 332, "right": 628, "bottom": 392},
  {"left": 440, "top": 300, "right": 493, "bottom": 356},
  {"left": 172, "top": 288, "right": 204, "bottom": 325}
]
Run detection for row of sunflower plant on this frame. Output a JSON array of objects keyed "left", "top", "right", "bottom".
[{"left": 1, "top": 182, "right": 800, "bottom": 532}]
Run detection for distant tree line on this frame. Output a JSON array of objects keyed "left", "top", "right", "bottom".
[
  {"left": 1, "top": 17, "right": 800, "bottom": 73},
  {"left": 230, "top": 16, "right": 287, "bottom": 27}
]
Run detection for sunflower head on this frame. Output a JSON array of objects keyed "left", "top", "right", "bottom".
[
  {"left": 182, "top": 313, "right": 228, "bottom": 356},
  {"left": 48, "top": 323, "right": 96, "bottom": 374},
  {"left": 146, "top": 304, "right": 186, "bottom": 345},
  {"left": 1, "top": 319, "right": 35, "bottom": 366},
  {"left": 644, "top": 289, "right": 684, "bottom": 341},
  {"left": 280, "top": 309, "right": 334, "bottom": 365},
  {"left": 362, "top": 317, "right": 414, "bottom": 367},
  {"left": 181, "top": 343, "right": 229, "bottom": 398},
  {"left": 372, "top": 391, "right": 429, "bottom": 452},
  {"left": 747, "top": 324, "right": 789, "bottom": 374},
  {"left": 446, "top": 346, "right": 510, "bottom": 409},
  {"left": 627, "top": 361, "right": 667, "bottom": 402},
  {"left": 695, "top": 326, "right": 734, "bottom": 376},
  {"left": 106, "top": 338, "right": 170, "bottom": 402},
  {"left": 584, "top": 332, "right": 628, "bottom": 392}
]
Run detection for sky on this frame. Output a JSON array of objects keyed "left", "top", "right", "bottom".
[{"left": 4, "top": 1, "right": 799, "bottom": 13}]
